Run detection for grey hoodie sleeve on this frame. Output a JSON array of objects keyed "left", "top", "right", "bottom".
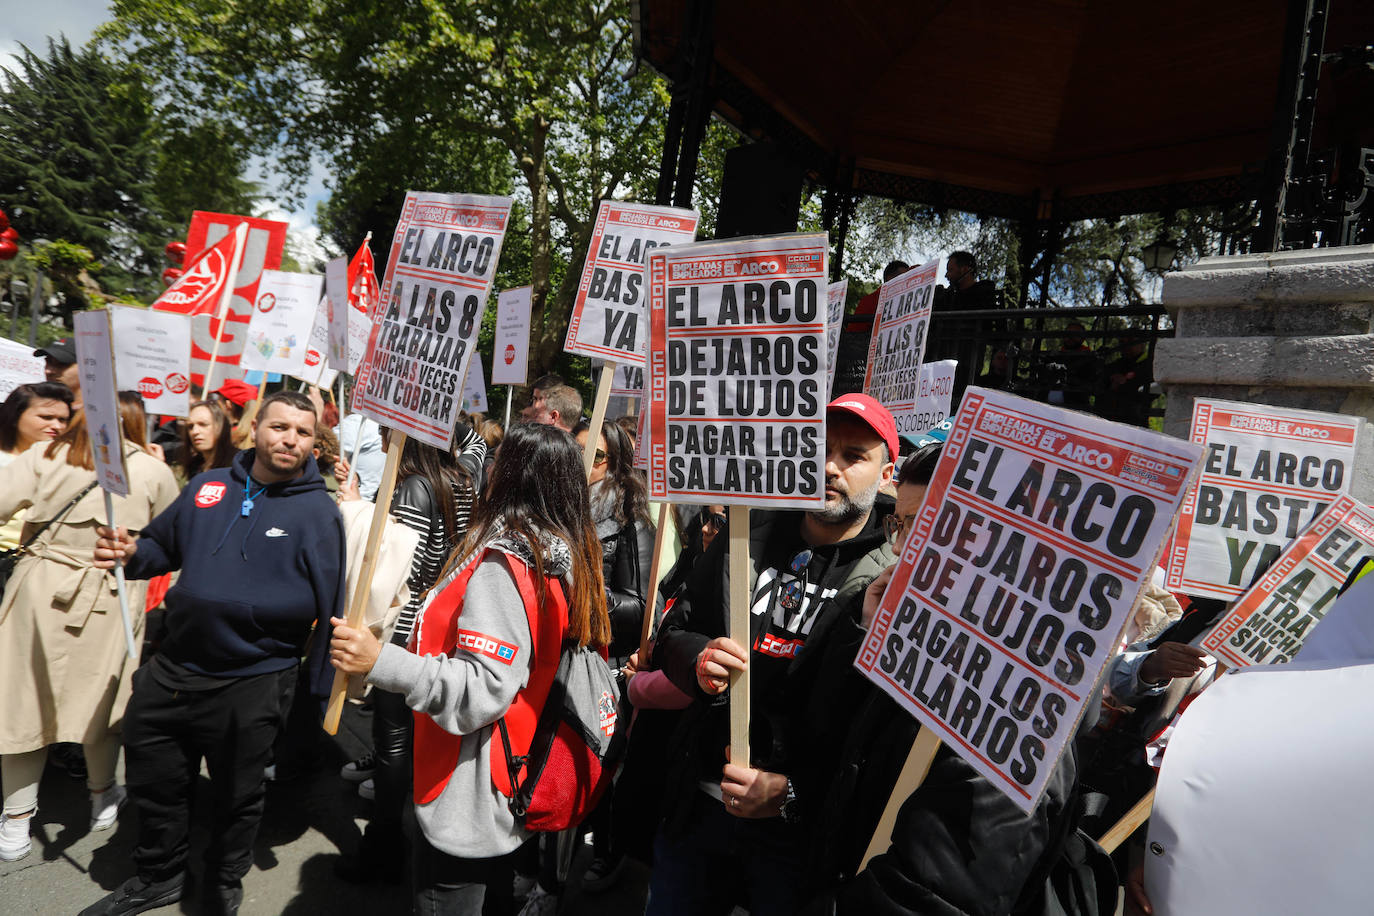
[{"left": 367, "top": 553, "right": 532, "bottom": 735}]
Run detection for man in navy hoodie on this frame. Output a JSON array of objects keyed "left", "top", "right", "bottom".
[{"left": 85, "top": 390, "right": 346, "bottom": 916}]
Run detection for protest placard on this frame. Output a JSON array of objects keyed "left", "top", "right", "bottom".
[
  {"left": 1164, "top": 398, "right": 1363, "bottom": 601},
  {"left": 158, "top": 211, "right": 287, "bottom": 387},
  {"left": 350, "top": 191, "right": 513, "bottom": 451},
  {"left": 298, "top": 294, "right": 338, "bottom": 390},
  {"left": 1199, "top": 495, "right": 1374, "bottom": 667},
  {"left": 646, "top": 234, "right": 829, "bottom": 509},
  {"left": 238, "top": 270, "right": 323, "bottom": 378},
  {"left": 492, "top": 286, "right": 532, "bottom": 386},
  {"left": 74, "top": 309, "right": 139, "bottom": 658},
  {"left": 0, "top": 336, "right": 45, "bottom": 400},
  {"left": 108, "top": 306, "right": 193, "bottom": 418},
  {"left": 565, "top": 201, "right": 699, "bottom": 364},
  {"left": 325, "top": 255, "right": 351, "bottom": 371},
  {"left": 909, "top": 359, "right": 957, "bottom": 439},
  {"left": 825, "top": 280, "right": 847, "bottom": 398},
  {"left": 863, "top": 259, "right": 938, "bottom": 436},
  {"left": 462, "top": 353, "right": 488, "bottom": 413},
  {"left": 855, "top": 388, "right": 1202, "bottom": 813}
]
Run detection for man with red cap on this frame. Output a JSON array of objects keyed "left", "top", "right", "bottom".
[{"left": 643, "top": 394, "right": 899, "bottom": 916}]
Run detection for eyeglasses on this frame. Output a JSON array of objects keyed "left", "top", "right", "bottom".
[
  {"left": 593, "top": 449, "right": 607, "bottom": 466},
  {"left": 779, "top": 548, "right": 813, "bottom": 612},
  {"left": 883, "top": 514, "right": 913, "bottom": 548}
]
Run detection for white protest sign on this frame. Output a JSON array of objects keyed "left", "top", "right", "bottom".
[
  {"left": 352, "top": 190, "right": 514, "bottom": 450},
  {"left": 1298, "top": 572, "right": 1374, "bottom": 664},
  {"left": 73, "top": 310, "right": 130, "bottom": 497},
  {"left": 491, "top": 285, "right": 532, "bottom": 386},
  {"left": 825, "top": 279, "right": 847, "bottom": 398},
  {"left": 462, "top": 353, "right": 489, "bottom": 413},
  {"left": 298, "top": 294, "right": 338, "bottom": 389},
  {"left": 565, "top": 200, "right": 699, "bottom": 364},
  {"left": 1145, "top": 661, "right": 1374, "bottom": 916},
  {"left": 0, "top": 336, "right": 46, "bottom": 401},
  {"left": 325, "top": 256, "right": 357, "bottom": 372},
  {"left": 1164, "top": 398, "right": 1362, "bottom": 601},
  {"left": 647, "top": 234, "right": 828, "bottom": 509},
  {"left": 1200, "top": 494, "right": 1374, "bottom": 667},
  {"left": 908, "top": 359, "right": 957, "bottom": 439},
  {"left": 239, "top": 270, "right": 323, "bottom": 376},
  {"left": 854, "top": 388, "right": 1203, "bottom": 812},
  {"left": 863, "top": 259, "right": 938, "bottom": 436},
  {"left": 109, "top": 306, "right": 192, "bottom": 418}
]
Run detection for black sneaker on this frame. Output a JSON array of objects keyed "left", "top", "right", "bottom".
[
  {"left": 581, "top": 854, "right": 625, "bottom": 893},
  {"left": 207, "top": 882, "right": 243, "bottom": 916},
  {"left": 76, "top": 875, "right": 183, "bottom": 916}
]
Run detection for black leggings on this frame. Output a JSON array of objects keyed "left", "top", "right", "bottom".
[{"left": 368, "top": 686, "right": 413, "bottom": 846}]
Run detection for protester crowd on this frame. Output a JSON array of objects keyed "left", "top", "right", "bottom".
[{"left": 0, "top": 311, "right": 1303, "bottom": 916}]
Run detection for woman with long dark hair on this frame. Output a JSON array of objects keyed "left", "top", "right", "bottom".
[
  {"left": 335, "top": 429, "right": 477, "bottom": 881},
  {"left": 0, "top": 382, "right": 74, "bottom": 552},
  {"left": 329, "top": 423, "right": 609, "bottom": 914},
  {"left": 178, "top": 399, "right": 237, "bottom": 480},
  {"left": 575, "top": 419, "right": 654, "bottom": 662},
  {"left": 0, "top": 398, "right": 178, "bottom": 862}
]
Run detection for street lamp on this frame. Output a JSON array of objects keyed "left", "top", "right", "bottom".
[{"left": 1141, "top": 237, "right": 1178, "bottom": 272}]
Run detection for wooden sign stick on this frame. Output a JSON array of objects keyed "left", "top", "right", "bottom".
[
  {"left": 323, "top": 433, "right": 405, "bottom": 734},
  {"left": 1099, "top": 787, "right": 1156, "bottom": 854},
  {"left": 728, "top": 504, "right": 751, "bottom": 769},
  {"left": 859, "top": 728, "right": 942, "bottom": 870},
  {"left": 104, "top": 490, "right": 138, "bottom": 660},
  {"left": 637, "top": 501, "right": 671, "bottom": 662},
  {"left": 582, "top": 362, "right": 616, "bottom": 478}
]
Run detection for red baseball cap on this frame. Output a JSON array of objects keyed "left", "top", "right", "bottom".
[
  {"left": 216, "top": 378, "right": 258, "bottom": 407},
  {"left": 827, "top": 393, "right": 899, "bottom": 462}
]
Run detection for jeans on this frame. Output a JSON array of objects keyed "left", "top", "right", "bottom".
[
  {"left": 645, "top": 790, "right": 809, "bottom": 916},
  {"left": 412, "top": 829, "right": 515, "bottom": 916}
]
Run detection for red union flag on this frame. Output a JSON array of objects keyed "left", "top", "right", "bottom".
[
  {"left": 151, "top": 229, "right": 240, "bottom": 315},
  {"left": 348, "top": 238, "right": 380, "bottom": 320}
]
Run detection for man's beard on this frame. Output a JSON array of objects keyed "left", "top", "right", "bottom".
[{"left": 812, "top": 476, "right": 880, "bottom": 526}]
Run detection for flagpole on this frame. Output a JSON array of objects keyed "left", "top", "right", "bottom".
[
  {"left": 504, "top": 384, "right": 513, "bottom": 428},
  {"left": 199, "top": 223, "right": 249, "bottom": 401}
]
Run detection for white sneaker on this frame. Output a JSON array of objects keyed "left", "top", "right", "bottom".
[
  {"left": 90, "top": 784, "right": 128, "bottom": 831},
  {"left": 357, "top": 778, "right": 375, "bottom": 801},
  {"left": 0, "top": 811, "right": 33, "bottom": 861}
]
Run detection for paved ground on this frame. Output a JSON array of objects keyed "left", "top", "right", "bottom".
[{"left": 0, "top": 700, "right": 651, "bottom": 915}]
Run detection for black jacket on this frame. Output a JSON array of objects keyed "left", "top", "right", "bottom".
[{"left": 602, "top": 515, "right": 655, "bottom": 659}]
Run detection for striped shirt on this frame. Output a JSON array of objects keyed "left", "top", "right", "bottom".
[{"left": 390, "top": 475, "right": 475, "bottom": 646}]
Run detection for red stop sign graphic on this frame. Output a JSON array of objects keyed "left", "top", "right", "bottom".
[
  {"left": 504, "top": 344, "right": 516, "bottom": 365},
  {"left": 305, "top": 349, "right": 321, "bottom": 367},
  {"left": 138, "top": 376, "right": 164, "bottom": 399}
]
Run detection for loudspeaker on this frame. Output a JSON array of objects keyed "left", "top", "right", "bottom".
[{"left": 715, "top": 142, "right": 805, "bottom": 239}]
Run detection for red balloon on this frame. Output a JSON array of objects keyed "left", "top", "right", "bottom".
[
  {"left": 0, "top": 227, "right": 17, "bottom": 242},
  {"left": 161, "top": 266, "right": 184, "bottom": 286},
  {"left": 0, "top": 210, "right": 8, "bottom": 232},
  {"left": 0, "top": 239, "right": 17, "bottom": 261},
  {"left": 164, "top": 241, "right": 186, "bottom": 264}
]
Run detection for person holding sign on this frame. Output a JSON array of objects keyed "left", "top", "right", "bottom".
[
  {"left": 84, "top": 391, "right": 344, "bottom": 916},
  {"left": 327, "top": 423, "right": 610, "bottom": 916},
  {"left": 645, "top": 394, "right": 899, "bottom": 916},
  {"left": 0, "top": 401, "right": 178, "bottom": 864}
]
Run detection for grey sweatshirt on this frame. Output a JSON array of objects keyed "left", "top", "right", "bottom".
[{"left": 367, "top": 552, "right": 532, "bottom": 858}]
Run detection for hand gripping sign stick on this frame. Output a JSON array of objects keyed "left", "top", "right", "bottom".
[
  {"left": 105, "top": 490, "right": 139, "bottom": 660},
  {"left": 323, "top": 433, "right": 405, "bottom": 734},
  {"left": 199, "top": 222, "right": 249, "bottom": 401},
  {"left": 859, "top": 729, "right": 942, "bottom": 869},
  {"left": 582, "top": 362, "right": 616, "bottom": 478},
  {"left": 728, "top": 504, "right": 751, "bottom": 769},
  {"left": 637, "top": 502, "right": 672, "bottom": 662}
]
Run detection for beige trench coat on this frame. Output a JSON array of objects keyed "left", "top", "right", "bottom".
[{"left": 0, "top": 441, "right": 179, "bottom": 753}]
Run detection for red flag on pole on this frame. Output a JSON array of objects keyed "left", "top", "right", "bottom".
[
  {"left": 348, "top": 236, "right": 380, "bottom": 321},
  {"left": 151, "top": 228, "right": 242, "bottom": 315}
]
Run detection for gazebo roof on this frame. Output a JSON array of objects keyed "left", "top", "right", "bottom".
[{"left": 636, "top": 0, "right": 1374, "bottom": 220}]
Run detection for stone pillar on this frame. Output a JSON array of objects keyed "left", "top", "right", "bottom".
[{"left": 1155, "top": 245, "right": 1374, "bottom": 499}]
